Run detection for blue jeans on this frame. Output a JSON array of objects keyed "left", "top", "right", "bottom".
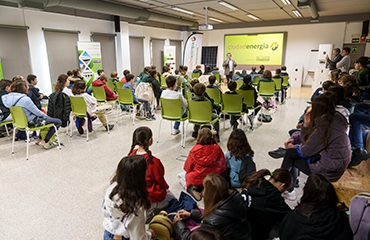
[
  {"left": 104, "top": 230, "right": 129, "bottom": 240},
  {"left": 87, "top": 88, "right": 93, "bottom": 95},
  {"left": 354, "top": 102, "right": 370, "bottom": 114},
  {"left": 43, "top": 117, "right": 62, "bottom": 142},
  {"left": 174, "top": 109, "right": 188, "bottom": 130},
  {"left": 349, "top": 113, "right": 370, "bottom": 149}
]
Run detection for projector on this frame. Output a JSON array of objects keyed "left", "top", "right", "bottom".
[{"left": 198, "top": 24, "right": 213, "bottom": 30}]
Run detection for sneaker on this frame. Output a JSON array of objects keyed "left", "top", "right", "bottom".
[
  {"left": 268, "top": 147, "right": 287, "bottom": 159},
  {"left": 349, "top": 148, "right": 370, "bottom": 167},
  {"left": 145, "top": 116, "right": 154, "bottom": 121},
  {"left": 156, "top": 105, "right": 161, "bottom": 110},
  {"left": 172, "top": 129, "right": 180, "bottom": 135},
  {"left": 104, "top": 124, "right": 114, "bottom": 131},
  {"left": 40, "top": 141, "right": 54, "bottom": 149},
  {"left": 248, "top": 115, "right": 254, "bottom": 127},
  {"left": 282, "top": 190, "right": 297, "bottom": 201},
  {"left": 136, "top": 113, "right": 145, "bottom": 119}
]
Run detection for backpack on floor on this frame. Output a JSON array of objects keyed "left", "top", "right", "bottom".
[
  {"left": 149, "top": 211, "right": 176, "bottom": 240},
  {"left": 350, "top": 192, "right": 370, "bottom": 240},
  {"left": 258, "top": 114, "right": 272, "bottom": 122}
]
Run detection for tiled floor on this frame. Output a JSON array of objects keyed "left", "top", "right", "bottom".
[{"left": 0, "top": 87, "right": 313, "bottom": 239}]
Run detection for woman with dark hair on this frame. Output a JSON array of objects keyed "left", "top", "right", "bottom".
[
  {"left": 47, "top": 74, "right": 71, "bottom": 128},
  {"left": 174, "top": 173, "right": 251, "bottom": 240},
  {"left": 279, "top": 174, "right": 353, "bottom": 240},
  {"left": 241, "top": 168, "right": 292, "bottom": 240},
  {"left": 191, "top": 226, "right": 227, "bottom": 240},
  {"left": 280, "top": 94, "right": 351, "bottom": 200},
  {"left": 102, "top": 155, "right": 157, "bottom": 240}
]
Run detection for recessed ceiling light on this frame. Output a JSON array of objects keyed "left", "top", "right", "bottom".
[
  {"left": 246, "top": 14, "right": 259, "bottom": 20},
  {"left": 218, "top": 1, "right": 238, "bottom": 10},
  {"left": 171, "top": 7, "right": 195, "bottom": 15},
  {"left": 292, "top": 10, "right": 302, "bottom": 17},
  {"left": 209, "top": 17, "right": 223, "bottom": 23},
  {"left": 281, "top": 0, "right": 291, "bottom": 5}
]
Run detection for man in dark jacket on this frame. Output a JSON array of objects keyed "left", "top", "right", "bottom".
[{"left": 326, "top": 48, "right": 343, "bottom": 71}]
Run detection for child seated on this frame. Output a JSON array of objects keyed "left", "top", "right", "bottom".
[
  {"left": 225, "top": 129, "right": 256, "bottom": 188},
  {"left": 241, "top": 69, "right": 247, "bottom": 77},
  {"left": 120, "top": 69, "right": 130, "bottom": 83},
  {"left": 139, "top": 66, "right": 151, "bottom": 83},
  {"left": 225, "top": 80, "right": 248, "bottom": 130},
  {"left": 92, "top": 74, "right": 118, "bottom": 101},
  {"left": 108, "top": 71, "right": 119, "bottom": 93},
  {"left": 190, "top": 83, "right": 220, "bottom": 141},
  {"left": 162, "top": 66, "right": 172, "bottom": 78},
  {"left": 72, "top": 80, "right": 114, "bottom": 133},
  {"left": 257, "top": 70, "right": 276, "bottom": 110},
  {"left": 192, "top": 65, "right": 202, "bottom": 76},
  {"left": 148, "top": 70, "right": 162, "bottom": 109},
  {"left": 250, "top": 66, "right": 257, "bottom": 75},
  {"left": 239, "top": 75, "right": 262, "bottom": 126},
  {"left": 212, "top": 67, "right": 222, "bottom": 83},
  {"left": 206, "top": 75, "right": 220, "bottom": 89},
  {"left": 27, "top": 74, "right": 45, "bottom": 100},
  {"left": 232, "top": 71, "right": 243, "bottom": 81},
  {"left": 184, "top": 128, "right": 225, "bottom": 201},
  {"left": 272, "top": 68, "right": 284, "bottom": 102}
]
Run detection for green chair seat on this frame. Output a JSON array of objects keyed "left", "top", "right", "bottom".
[
  {"left": 69, "top": 96, "right": 89, "bottom": 141},
  {"left": 191, "top": 72, "right": 200, "bottom": 79}
]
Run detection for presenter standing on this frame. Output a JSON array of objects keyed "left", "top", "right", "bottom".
[{"left": 223, "top": 53, "right": 237, "bottom": 83}]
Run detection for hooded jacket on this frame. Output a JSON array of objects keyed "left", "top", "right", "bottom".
[
  {"left": 184, "top": 143, "right": 226, "bottom": 188},
  {"left": 0, "top": 89, "right": 10, "bottom": 120},
  {"left": 174, "top": 190, "right": 251, "bottom": 240},
  {"left": 279, "top": 207, "right": 353, "bottom": 240},
  {"left": 2, "top": 93, "right": 46, "bottom": 122},
  {"left": 300, "top": 112, "right": 351, "bottom": 182},
  {"left": 147, "top": 76, "right": 162, "bottom": 99},
  {"left": 91, "top": 80, "right": 117, "bottom": 101},
  {"left": 241, "top": 179, "right": 291, "bottom": 240},
  {"left": 47, "top": 92, "right": 71, "bottom": 127}
]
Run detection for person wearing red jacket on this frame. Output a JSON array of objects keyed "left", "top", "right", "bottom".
[
  {"left": 184, "top": 128, "right": 226, "bottom": 201},
  {"left": 91, "top": 74, "right": 118, "bottom": 101},
  {"left": 129, "top": 127, "right": 175, "bottom": 209}
]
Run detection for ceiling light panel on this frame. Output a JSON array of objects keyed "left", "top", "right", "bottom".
[
  {"left": 281, "top": 0, "right": 291, "bottom": 5},
  {"left": 246, "top": 14, "right": 259, "bottom": 20},
  {"left": 218, "top": 1, "right": 238, "bottom": 10},
  {"left": 292, "top": 10, "right": 302, "bottom": 17},
  {"left": 171, "top": 7, "right": 194, "bottom": 15},
  {"left": 209, "top": 17, "right": 223, "bottom": 23}
]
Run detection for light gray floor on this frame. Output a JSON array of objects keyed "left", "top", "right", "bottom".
[{"left": 0, "top": 94, "right": 310, "bottom": 239}]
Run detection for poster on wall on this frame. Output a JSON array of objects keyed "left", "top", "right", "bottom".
[
  {"left": 224, "top": 32, "right": 286, "bottom": 70},
  {"left": 164, "top": 46, "right": 176, "bottom": 74},
  {"left": 77, "top": 42, "right": 102, "bottom": 87},
  {"left": 183, "top": 33, "right": 203, "bottom": 72},
  {"left": 0, "top": 59, "right": 3, "bottom": 79}
]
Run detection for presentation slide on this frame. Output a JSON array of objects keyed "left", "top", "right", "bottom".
[{"left": 224, "top": 33, "right": 286, "bottom": 70}]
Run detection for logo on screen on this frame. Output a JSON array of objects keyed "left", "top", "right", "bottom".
[
  {"left": 191, "top": 36, "right": 196, "bottom": 42},
  {"left": 270, "top": 42, "right": 279, "bottom": 51}
]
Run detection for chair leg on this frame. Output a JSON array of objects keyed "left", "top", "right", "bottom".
[
  {"left": 274, "top": 97, "right": 277, "bottom": 113},
  {"left": 133, "top": 104, "right": 136, "bottom": 126},
  {"left": 86, "top": 117, "right": 89, "bottom": 142},
  {"left": 106, "top": 115, "right": 110, "bottom": 134},
  {"left": 181, "top": 120, "right": 185, "bottom": 148},
  {"left": 26, "top": 130, "right": 29, "bottom": 160},
  {"left": 4, "top": 124, "right": 9, "bottom": 136},
  {"left": 157, "top": 118, "right": 162, "bottom": 143},
  {"left": 223, "top": 114, "right": 226, "bottom": 129},
  {"left": 53, "top": 125, "right": 61, "bottom": 150},
  {"left": 184, "top": 122, "right": 189, "bottom": 148},
  {"left": 12, "top": 126, "right": 16, "bottom": 154}
]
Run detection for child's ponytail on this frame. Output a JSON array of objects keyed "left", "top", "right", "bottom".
[
  {"left": 130, "top": 127, "right": 153, "bottom": 164},
  {"left": 242, "top": 169, "right": 270, "bottom": 189}
]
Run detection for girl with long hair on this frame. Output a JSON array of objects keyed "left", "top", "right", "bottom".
[
  {"left": 279, "top": 174, "right": 352, "bottom": 240},
  {"left": 128, "top": 126, "right": 175, "bottom": 209},
  {"left": 241, "top": 168, "right": 292, "bottom": 240},
  {"left": 225, "top": 129, "right": 256, "bottom": 188},
  {"left": 280, "top": 94, "right": 351, "bottom": 200},
  {"left": 102, "top": 155, "right": 156, "bottom": 239},
  {"left": 173, "top": 173, "right": 251, "bottom": 240}
]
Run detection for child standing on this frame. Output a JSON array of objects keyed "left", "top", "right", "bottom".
[
  {"left": 225, "top": 129, "right": 256, "bottom": 188},
  {"left": 102, "top": 155, "right": 157, "bottom": 240},
  {"left": 128, "top": 126, "right": 175, "bottom": 209},
  {"left": 184, "top": 128, "right": 226, "bottom": 201}
]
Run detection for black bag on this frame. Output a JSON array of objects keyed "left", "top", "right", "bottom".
[
  {"left": 258, "top": 114, "right": 272, "bottom": 122},
  {"left": 28, "top": 116, "right": 48, "bottom": 128}
]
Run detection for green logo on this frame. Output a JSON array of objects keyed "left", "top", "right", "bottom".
[{"left": 270, "top": 42, "right": 279, "bottom": 51}]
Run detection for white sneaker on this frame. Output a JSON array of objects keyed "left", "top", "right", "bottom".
[
  {"left": 172, "top": 129, "right": 180, "bottom": 135},
  {"left": 282, "top": 190, "right": 297, "bottom": 201}
]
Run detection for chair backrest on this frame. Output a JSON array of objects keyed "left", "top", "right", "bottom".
[
  {"left": 258, "top": 81, "right": 275, "bottom": 96},
  {"left": 92, "top": 86, "right": 107, "bottom": 102},
  {"left": 272, "top": 77, "right": 282, "bottom": 91},
  {"left": 206, "top": 88, "right": 221, "bottom": 104},
  {"left": 252, "top": 75, "right": 261, "bottom": 86},
  {"left": 221, "top": 94, "right": 243, "bottom": 113},
  {"left": 160, "top": 76, "right": 167, "bottom": 89},
  {"left": 117, "top": 88, "right": 134, "bottom": 105},
  {"left": 236, "top": 80, "right": 243, "bottom": 89},
  {"left": 9, "top": 106, "right": 28, "bottom": 129},
  {"left": 160, "top": 98, "right": 183, "bottom": 120},
  {"left": 115, "top": 81, "right": 124, "bottom": 90},
  {"left": 156, "top": 75, "right": 160, "bottom": 81},
  {"left": 188, "top": 100, "right": 212, "bottom": 124},
  {"left": 106, "top": 81, "right": 115, "bottom": 92},
  {"left": 185, "top": 91, "right": 194, "bottom": 101},
  {"left": 282, "top": 76, "right": 289, "bottom": 87},
  {"left": 192, "top": 72, "right": 200, "bottom": 79},
  {"left": 214, "top": 73, "right": 221, "bottom": 82},
  {"left": 69, "top": 96, "right": 87, "bottom": 116},
  {"left": 237, "top": 90, "right": 255, "bottom": 108}
]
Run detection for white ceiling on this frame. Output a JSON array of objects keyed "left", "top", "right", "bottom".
[{"left": 106, "top": 0, "right": 370, "bottom": 25}]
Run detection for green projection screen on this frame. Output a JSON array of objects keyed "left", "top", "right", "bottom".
[{"left": 224, "top": 32, "right": 286, "bottom": 70}]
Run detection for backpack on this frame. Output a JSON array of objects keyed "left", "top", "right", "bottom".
[
  {"left": 350, "top": 192, "right": 370, "bottom": 240},
  {"left": 258, "top": 114, "right": 272, "bottom": 122},
  {"left": 149, "top": 211, "right": 176, "bottom": 240}
]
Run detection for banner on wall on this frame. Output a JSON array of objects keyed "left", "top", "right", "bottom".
[
  {"left": 77, "top": 42, "right": 103, "bottom": 87},
  {"left": 164, "top": 46, "right": 176, "bottom": 74},
  {"left": 183, "top": 33, "right": 203, "bottom": 72},
  {"left": 0, "top": 59, "right": 3, "bottom": 79}
]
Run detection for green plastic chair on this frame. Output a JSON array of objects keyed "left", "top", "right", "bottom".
[
  {"left": 157, "top": 98, "right": 188, "bottom": 148},
  {"left": 106, "top": 81, "right": 115, "bottom": 93},
  {"left": 213, "top": 73, "right": 221, "bottom": 83},
  {"left": 115, "top": 81, "right": 124, "bottom": 90},
  {"left": 258, "top": 81, "right": 277, "bottom": 113},
  {"left": 0, "top": 120, "right": 12, "bottom": 137},
  {"left": 156, "top": 75, "right": 160, "bottom": 81},
  {"left": 206, "top": 88, "right": 221, "bottom": 105},
  {"left": 160, "top": 76, "right": 167, "bottom": 89},
  {"left": 69, "top": 96, "right": 89, "bottom": 141},
  {"left": 185, "top": 100, "right": 219, "bottom": 148},
  {"left": 282, "top": 75, "right": 290, "bottom": 99},
  {"left": 237, "top": 90, "right": 262, "bottom": 127},
  {"left": 221, "top": 94, "right": 247, "bottom": 130},
  {"left": 191, "top": 72, "right": 200, "bottom": 79},
  {"left": 272, "top": 77, "right": 282, "bottom": 92},
  {"left": 236, "top": 80, "right": 243, "bottom": 89},
  {"left": 10, "top": 106, "right": 60, "bottom": 160},
  {"left": 252, "top": 75, "right": 261, "bottom": 86},
  {"left": 116, "top": 88, "right": 139, "bottom": 125},
  {"left": 185, "top": 91, "right": 194, "bottom": 102},
  {"left": 92, "top": 86, "right": 116, "bottom": 105}
]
